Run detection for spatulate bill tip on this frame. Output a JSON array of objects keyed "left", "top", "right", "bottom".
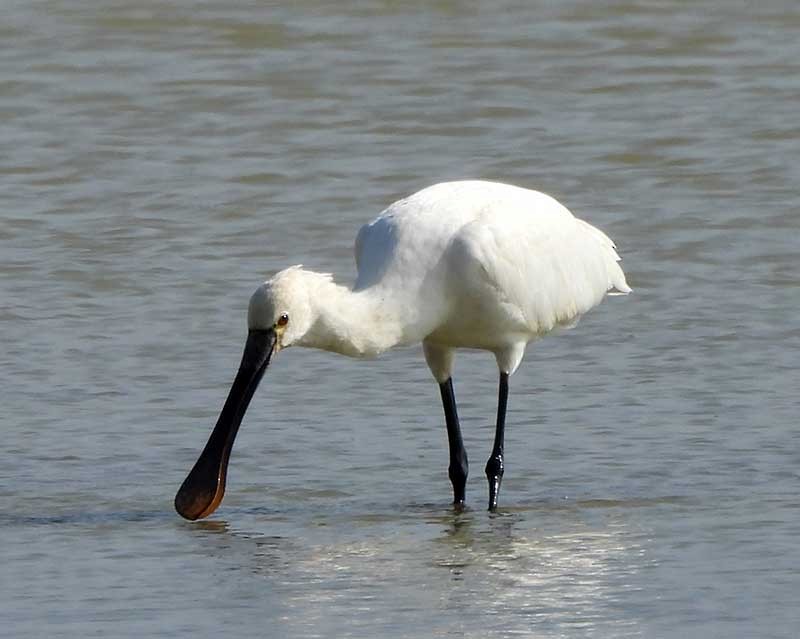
[{"left": 174, "top": 478, "right": 225, "bottom": 521}]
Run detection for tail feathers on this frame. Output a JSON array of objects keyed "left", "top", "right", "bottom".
[
  {"left": 608, "top": 263, "right": 632, "bottom": 296},
  {"left": 575, "top": 219, "right": 631, "bottom": 296}
]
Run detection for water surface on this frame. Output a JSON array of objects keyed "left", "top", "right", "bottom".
[{"left": 2, "top": 1, "right": 798, "bottom": 637}]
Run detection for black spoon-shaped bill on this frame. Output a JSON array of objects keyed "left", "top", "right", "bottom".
[{"left": 174, "top": 329, "right": 277, "bottom": 521}]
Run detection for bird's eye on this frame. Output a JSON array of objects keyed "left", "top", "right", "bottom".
[{"left": 277, "top": 313, "right": 289, "bottom": 327}]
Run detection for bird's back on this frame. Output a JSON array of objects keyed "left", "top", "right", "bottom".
[
  {"left": 354, "top": 182, "right": 494, "bottom": 290},
  {"left": 354, "top": 181, "right": 630, "bottom": 346}
]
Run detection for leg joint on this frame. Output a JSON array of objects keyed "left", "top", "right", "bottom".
[
  {"left": 449, "top": 459, "right": 468, "bottom": 484},
  {"left": 485, "top": 454, "right": 504, "bottom": 479}
]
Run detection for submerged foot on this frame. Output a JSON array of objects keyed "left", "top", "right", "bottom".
[
  {"left": 485, "top": 454, "right": 504, "bottom": 511},
  {"left": 449, "top": 460, "right": 467, "bottom": 510}
]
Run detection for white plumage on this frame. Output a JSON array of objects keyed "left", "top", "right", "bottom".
[
  {"left": 175, "top": 180, "right": 630, "bottom": 520},
  {"left": 251, "top": 180, "right": 630, "bottom": 378}
]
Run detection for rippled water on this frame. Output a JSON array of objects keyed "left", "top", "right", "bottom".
[{"left": 2, "top": 1, "right": 799, "bottom": 637}]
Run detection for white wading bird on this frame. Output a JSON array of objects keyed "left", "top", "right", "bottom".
[{"left": 175, "top": 180, "right": 631, "bottom": 520}]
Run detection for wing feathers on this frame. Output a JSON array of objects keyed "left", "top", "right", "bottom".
[{"left": 454, "top": 213, "right": 629, "bottom": 334}]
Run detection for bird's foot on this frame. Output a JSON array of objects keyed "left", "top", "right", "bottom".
[
  {"left": 449, "top": 461, "right": 467, "bottom": 509},
  {"left": 487, "top": 477, "right": 502, "bottom": 511},
  {"left": 485, "top": 454, "right": 504, "bottom": 512}
]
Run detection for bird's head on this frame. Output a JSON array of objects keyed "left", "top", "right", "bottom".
[
  {"left": 247, "top": 265, "right": 318, "bottom": 351},
  {"left": 174, "top": 265, "right": 326, "bottom": 521}
]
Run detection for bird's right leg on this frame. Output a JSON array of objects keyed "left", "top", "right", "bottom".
[
  {"left": 439, "top": 377, "right": 468, "bottom": 506},
  {"left": 485, "top": 372, "right": 509, "bottom": 511}
]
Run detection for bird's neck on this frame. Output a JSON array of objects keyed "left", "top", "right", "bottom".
[{"left": 299, "top": 275, "right": 413, "bottom": 358}]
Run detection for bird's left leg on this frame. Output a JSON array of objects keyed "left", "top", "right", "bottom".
[
  {"left": 439, "top": 377, "right": 468, "bottom": 506},
  {"left": 423, "top": 341, "right": 467, "bottom": 507},
  {"left": 485, "top": 372, "right": 509, "bottom": 511}
]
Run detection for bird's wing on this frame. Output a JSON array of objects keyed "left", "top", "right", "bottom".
[
  {"left": 354, "top": 212, "right": 399, "bottom": 290},
  {"left": 450, "top": 207, "right": 629, "bottom": 335},
  {"left": 353, "top": 188, "right": 467, "bottom": 291}
]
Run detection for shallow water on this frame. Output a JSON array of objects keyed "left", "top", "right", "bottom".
[{"left": 2, "top": 1, "right": 799, "bottom": 637}]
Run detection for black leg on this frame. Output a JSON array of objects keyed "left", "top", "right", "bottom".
[
  {"left": 485, "top": 372, "right": 509, "bottom": 511},
  {"left": 439, "top": 377, "right": 468, "bottom": 506}
]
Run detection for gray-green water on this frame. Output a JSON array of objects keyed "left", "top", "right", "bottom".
[{"left": 2, "top": 1, "right": 798, "bottom": 637}]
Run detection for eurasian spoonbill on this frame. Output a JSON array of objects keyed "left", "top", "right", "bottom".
[{"left": 175, "top": 180, "right": 630, "bottom": 520}]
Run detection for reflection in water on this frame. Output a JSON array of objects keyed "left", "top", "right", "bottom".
[
  {"left": 188, "top": 518, "right": 231, "bottom": 535},
  {"left": 184, "top": 516, "right": 303, "bottom": 577},
  {"left": 430, "top": 509, "right": 649, "bottom": 634},
  {"left": 187, "top": 504, "right": 653, "bottom": 637}
]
